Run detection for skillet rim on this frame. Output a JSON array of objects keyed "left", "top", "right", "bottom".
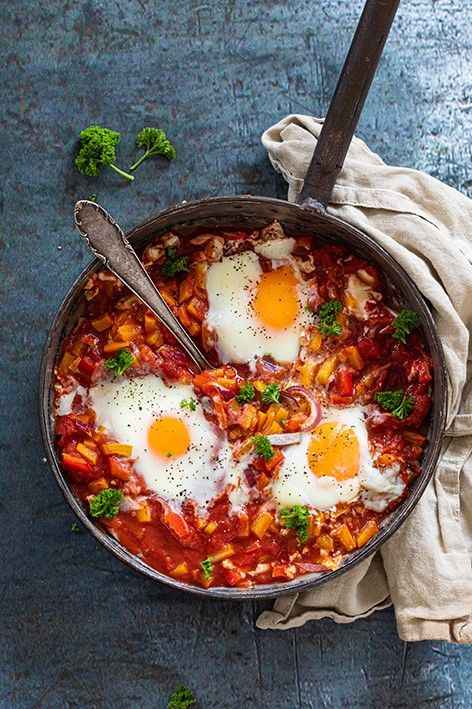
[{"left": 38, "top": 194, "right": 448, "bottom": 600}]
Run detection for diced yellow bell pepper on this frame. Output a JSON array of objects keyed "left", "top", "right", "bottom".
[
  {"left": 136, "top": 501, "right": 152, "bottom": 523},
  {"left": 315, "top": 534, "right": 334, "bottom": 551},
  {"left": 89, "top": 477, "right": 109, "bottom": 492},
  {"left": 58, "top": 352, "right": 80, "bottom": 373},
  {"left": 117, "top": 323, "right": 139, "bottom": 341},
  {"left": 204, "top": 521, "right": 218, "bottom": 534},
  {"left": 316, "top": 356, "right": 337, "bottom": 386},
  {"left": 171, "top": 562, "right": 189, "bottom": 577},
  {"left": 211, "top": 544, "right": 235, "bottom": 562},
  {"left": 299, "top": 362, "right": 316, "bottom": 388},
  {"left": 91, "top": 314, "right": 114, "bottom": 332},
  {"left": 102, "top": 443, "right": 133, "bottom": 457},
  {"left": 76, "top": 442, "right": 98, "bottom": 465},
  {"left": 103, "top": 340, "right": 130, "bottom": 354}
]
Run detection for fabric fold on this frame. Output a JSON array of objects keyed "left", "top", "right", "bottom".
[{"left": 257, "top": 115, "right": 472, "bottom": 642}]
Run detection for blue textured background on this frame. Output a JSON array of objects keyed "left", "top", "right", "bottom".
[{"left": 1, "top": 1, "right": 472, "bottom": 707}]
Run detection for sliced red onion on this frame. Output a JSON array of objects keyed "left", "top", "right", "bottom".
[
  {"left": 244, "top": 466, "right": 257, "bottom": 487},
  {"left": 118, "top": 496, "right": 142, "bottom": 513},
  {"left": 74, "top": 419, "right": 92, "bottom": 435},
  {"left": 285, "top": 386, "right": 322, "bottom": 431},
  {"left": 267, "top": 432, "right": 302, "bottom": 446}
]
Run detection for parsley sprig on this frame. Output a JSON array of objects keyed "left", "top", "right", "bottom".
[
  {"left": 200, "top": 556, "right": 215, "bottom": 580},
  {"left": 316, "top": 299, "right": 343, "bottom": 337},
  {"left": 261, "top": 382, "right": 281, "bottom": 405},
  {"left": 252, "top": 434, "right": 275, "bottom": 460},
  {"left": 236, "top": 381, "right": 255, "bottom": 404},
  {"left": 168, "top": 685, "right": 196, "bottom": 709},
  {"left": 279, "top": 505, "right": 311, "bottom": 543},
  {"left": 180, "top": 398, "right": 197, "bottom": 411},
  {"left": 392, "top": 309, "right": 421, "bottom": 343},
  {"left": 104, "top": 348, "right": 134, "bottom": 376},
  {"left": 375, "top": 389, "right": 415, "bottom": 419},
  {"left": 89, "top": 489, "right": 124, "bottom": 519},
  {"left": 162, "top": 247, "right": 189, "bottom": 278}
]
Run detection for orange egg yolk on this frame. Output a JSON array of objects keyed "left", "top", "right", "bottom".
[
  {"left": 307, "top": 422, "right": 360, "bottom": 481},
  {"left": 252, "top": 265, "right": 300, "bottom": 330},
  {"left": 147, "top": 416, "right": 191, "bottom": 459}
]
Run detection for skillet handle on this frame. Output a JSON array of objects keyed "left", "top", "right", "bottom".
[{"left": 297, "top": 0, "right": 400, "bottom": 209}]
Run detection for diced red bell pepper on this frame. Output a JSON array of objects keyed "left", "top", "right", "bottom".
[
  {"left": 222, "top": 567, "right": 245, "bottom": 586},
  {"left": 161, "top": 507, "right": 199, "bottom": 548},
  {"left": 272, "top": 562, "right": 296, "bottom": 580},
  {"left": 336, "top": 369, "right": 353, "bottom": 396},
  {"left": 264, "top": 448, "right": 284, "bottom": 473},
  {"left": 77, "top": 356, "right": 97, "bottom": 376},
  {"left": 357, "top": 338, "right": 381, "bottom": 360},
  {"left": 62, "top": 452, "right": 95, "bottom": 480}
]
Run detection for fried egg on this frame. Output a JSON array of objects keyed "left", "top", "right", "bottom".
[
  {"left": 88, "top": 375, "right": 237, "bottom": 512},
  {"left": 204, "top": 240, "right": 312, "bottom": 365},
  {"left": 272, "top": 406, "right": 395, "bottom": 510}
]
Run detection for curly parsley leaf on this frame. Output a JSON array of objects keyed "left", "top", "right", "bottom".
[
  {"left": 70, "top": 522, "right": 81, "bottom": 533},
  {"left": 236, "top": 381, "right": 255, "bottom": 404},
  {"left": 392, "top": 309, "right": 421, "bottom": 344},
  {"left": 200, "top": 556, "right": 215, "bottom": 580},
  {"left": 261, "top": 382, "right": 281, "bottom": 405},
  {"left": 162, "top": 247, "right": 189, "bottom": 278},
  {"left": 168, "top": 685, "right": 196, "bottom": 709},
  {"left": 89, "top": 489, "right": 124, "bottom": 519},
  {"left": 75, "top": 125, "right": 134, "bottom": 181},
  {"left": 104, "top": 348, "right": 134, "bottom": 376},
  {"left": 130, "top": 127, "right": 176, "bottom": 171},
  {"left": 279, "top": 505, "right": 311, "bottom": 543},
  {"left": 375, "top": 389, "right": 415, "bottom": 419},
  {"left": 316, "top": 299, "right": 343, "bottom": 337},
  {"left": 180, "top": 398, "right": 197, "bottom": 411},
  {"left": 252, "top": 434, "right": 275, "bottom": 460}
]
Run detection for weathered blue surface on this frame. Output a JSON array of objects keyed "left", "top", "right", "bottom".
[{"left": 1, "top": 1, "right": 472, "bottom": 706}]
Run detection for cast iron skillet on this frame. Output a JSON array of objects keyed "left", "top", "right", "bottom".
[{"left": 39, "top": 0, "right": 447, "bottom": 599}]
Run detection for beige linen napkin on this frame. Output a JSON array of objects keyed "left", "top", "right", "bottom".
[{"left": 256, "top": 115, "right": 472, "bottom": 643}]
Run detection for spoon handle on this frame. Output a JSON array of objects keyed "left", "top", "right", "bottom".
[{"left": 74, "top": 200, "right": 211, "bottom": 371}]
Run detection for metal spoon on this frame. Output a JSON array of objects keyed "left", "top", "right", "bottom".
[{"left": 74, "top": 200, "right": 211, "bottom": 371}]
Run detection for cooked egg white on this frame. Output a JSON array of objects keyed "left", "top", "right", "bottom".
[
  {"left": 272, "top": 406, "right": 401, "bottom": 511},
  {"left": 88, "top": 375, "right": 241, "bottom": 513},
  {"left": 204, "top": 242, "right": 312, "bottom": 365}
]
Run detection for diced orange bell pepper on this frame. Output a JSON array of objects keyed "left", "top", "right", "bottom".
[
  {"left": 62, "top": 452, "right": 94, "bottom": 477},
  {"left": 251, "top": 512, "right": 274, "bottom": 539},
  {"left": 89, "top": 477, "right": 109, "bottom": 492},
  {"left": 356, "top": 520, "right": 379, "bottom": 547},
  {"left": 108, "top": 457, "right": 131, "bottom": 481},
  {"left": 336, "top": 524, "right": 356, "bottom": 551}
]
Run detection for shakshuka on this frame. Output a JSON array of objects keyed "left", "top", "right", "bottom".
[{"left": 53, "top": 221, "right": 432, "bottom": 588}]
